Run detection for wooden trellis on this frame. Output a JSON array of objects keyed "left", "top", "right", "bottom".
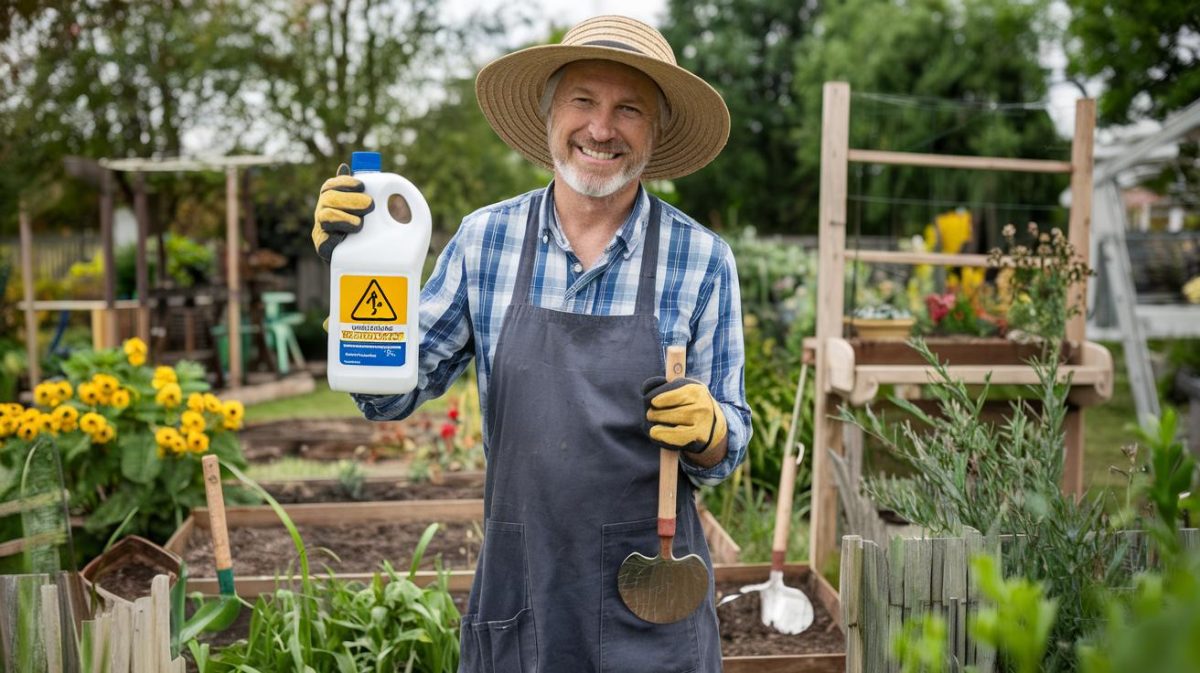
[{"left": 809, "top": 82, "right": 1113, "bottom": 571}]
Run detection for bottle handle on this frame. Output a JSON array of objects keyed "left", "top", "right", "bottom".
[{"left": 363, "top": 173, "right": 433, "bottom": 265}]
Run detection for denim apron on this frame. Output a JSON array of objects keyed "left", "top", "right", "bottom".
[{"left": 457, "top": 194, "right": 722, "bottom": 673}]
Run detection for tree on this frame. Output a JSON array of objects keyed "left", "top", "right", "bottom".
[
  {"left": 790, "top": 0, "right": 1066, "bottom": 240},
  {"left": 1064, "top": 0, "right": 1200, "bottom": 125},
  {"left": 661, "top": 0, "right": 823, "bottom": 232}
]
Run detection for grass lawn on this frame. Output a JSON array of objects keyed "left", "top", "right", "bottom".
[
  {"left": 1083, "top": 341, "right": 1141, "bottom": 494},
  {"left": 244, "top": 374, "right": 472, "bottom": 423}
]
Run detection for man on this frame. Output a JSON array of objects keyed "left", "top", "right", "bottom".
[{"left": 313, "top": 16, "right": 749, "bottom": 673}]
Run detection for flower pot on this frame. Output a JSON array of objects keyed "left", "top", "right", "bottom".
[
  {"left": 846, "top": 317, "right": 915, "bottom": 340},
  {"left": 80, "top": 535, "right": 181, "bottom": 608}
]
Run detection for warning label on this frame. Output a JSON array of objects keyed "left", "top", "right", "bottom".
[{"left": 339, "top": 275, "right": 409, "bottom": 367}]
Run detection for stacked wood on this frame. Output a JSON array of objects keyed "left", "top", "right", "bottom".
[{"left": 0, "top": 572, "right": 184, "bottom": 673}]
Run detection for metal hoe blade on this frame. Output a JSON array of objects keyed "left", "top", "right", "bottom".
[{"left": 617, "top": 550, "right": 709, "bottom": 624}]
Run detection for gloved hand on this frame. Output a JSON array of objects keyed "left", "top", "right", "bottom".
[
  {"left": 642, "top": 377, "right": 728, "bottom": 454},
  {"left": 312, "top": 164, "right": 375, "bottom": 263}
]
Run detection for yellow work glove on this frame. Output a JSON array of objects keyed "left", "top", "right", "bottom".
[
  {"left": 312, "top": 163, "right": 375, "bottom": 263},
  {"left": 642, "top": 377, "right": 728, "bottom": 454}
]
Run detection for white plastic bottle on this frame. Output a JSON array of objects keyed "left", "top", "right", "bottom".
[{"left": 327, "top": 151, "right": 431, "bottom": 394}]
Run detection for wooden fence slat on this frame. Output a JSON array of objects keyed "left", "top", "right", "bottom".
[
  {"left": 151, "top": 576, "right": 170, "bottom": 672},
  {"left": 869, "top": 542, "right": 890, "bottom": 673},
  {"left": 929, "top": 538, "right": 945, "bottom": 610},
  {"left": 941, "top": 537, "right": 966, "bottom": 669},
  {"left": 841, "top": 535, "right": 864, "bottom": 673},
  {"left": 109, "top": 603, "right": 131, "bottom": 673},
  {"left": 41, "top": 584, "right": 63, "bottom": 673},
  {"left": 904, "top": 539, "right": 930, "bottom": 620}
]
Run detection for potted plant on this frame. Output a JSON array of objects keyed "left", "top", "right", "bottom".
[{"left": 846, "top": 304, "right": 915, "bottom": 340}]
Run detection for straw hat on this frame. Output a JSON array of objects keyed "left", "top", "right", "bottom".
[{"left": 476, "top": 15, "right": 730, "bottom": 181}]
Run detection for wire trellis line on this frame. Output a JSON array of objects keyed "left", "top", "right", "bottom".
[{"left": 847, "top": 193, "right": 1065, "bottom": 213}]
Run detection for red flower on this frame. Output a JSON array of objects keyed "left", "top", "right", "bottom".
[
  {"left": 440, "top": 422, "right": 456, "bottom": 440},
  {"left": 925, "top": 293, "right": 955, "bottom": 324},
  {"left": 447, "top": 405, "right": 460, "bottom": 421}
]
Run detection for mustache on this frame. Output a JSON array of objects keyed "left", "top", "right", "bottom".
[{"left": 570, "top": 135, "right": 630, "bottom": 154}]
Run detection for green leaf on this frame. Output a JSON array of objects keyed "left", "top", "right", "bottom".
[
  {"left": 209, "top": 432, "right": 247, "bottom": 468},
  {"left": 120, "top": 430, "right": 161, "bottom": 483},
  {"left": 84, "top": 488, "right": 139, "bottom": 532}
]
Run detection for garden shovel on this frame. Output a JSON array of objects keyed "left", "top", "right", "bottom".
[
  {"left": 617, "top": 345, "right": 710, "bottom": 624},
  {"left": 720, "top": 362, "right": 814, "bottom": 634}
]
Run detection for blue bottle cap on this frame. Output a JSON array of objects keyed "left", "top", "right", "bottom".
[{"left": 350, "top": 151, "right": 381, "bottom": 173}]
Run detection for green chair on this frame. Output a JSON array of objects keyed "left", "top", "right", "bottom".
[{"left": 262, "top": 292, "right": 307, "bottom": 375}]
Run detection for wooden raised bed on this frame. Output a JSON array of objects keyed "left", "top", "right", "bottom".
[
  {"left": 166, "top": 497, "right": 741, "bottom": 595},
  {"left": 849, "top": 336, "right": 1076, "bottom": 366}
]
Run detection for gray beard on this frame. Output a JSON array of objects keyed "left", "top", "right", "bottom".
[{"left": 553, "top": 155, "right": 646, "bottom": 197}]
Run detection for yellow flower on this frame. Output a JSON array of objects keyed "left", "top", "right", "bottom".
[
  {"left": 187, "top": 393, "right": 206, "bottom": 413},
  {"left": 152, "top": 367, "right": 177, "bottom": 390},
  {"left": 123, "top": 337, "right": 148, "bottom": 366},
  {"left": 203, "top": 393, "right": 223, "bottom": 414},
  {"left": 170, "top": 436, "right": 188, "bottom": 455},
  {"left": 181, "top": 410, "right": 206, "bottom": 433},
  {"left": 155, "top": 383, "right": 183, "bottom": 409},
  {"left": 52, "top": 406, "right": 79, "bottom": 432},
  {"left": 92, "top": 424, "right": 116, "bottom": 444},
  {"left": 78, "top": 382, "right": 101, "bottom": 406},
  {"left": 17, "top": 423, "right": 39, "bottom": 441},
  {"left": 186, "top": 431, "right": 209, "bottom": 454},
  {"left": 110, "top": 389, "right": 131, "bottom": 410},
  {"left": 1184, "top": 276, "right": 1200, "bottom": 304},
  {"left": 37, "top": 414, "right": 56, "bottom": 434},
  {"left": 221, "top": 400, "right": 245, "bottom": 430},
  {"left": 92, "top": 374, "right": 119, "bottom": 397},
  {"left": 80, "top": 412, "right": 106, "bottom": 435},
  {"left": 0, "top": 416, "right": 17, "bottom": 437},
  {"left": 21, "top": 408, "right": 40, "bottom": 423},
  {"left": 1, "top": 403, "right": 22, "bottom": 417},
  {"left": 222, "top": 417, "right": 242, "bottom": 431},
  {"left": 33, "top": 383, "right": 58, "bottom": 408},
  {"left": 56, "top": 381, "right": 73, "bottom": 401},
  {"left": 155, "top": 427, "right": 181, "bottom": 448}
]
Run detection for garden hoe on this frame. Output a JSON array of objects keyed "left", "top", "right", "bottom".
[
  {"left": 720, "top": 361, "right": 814, "bottom": 634},
  {"left": 617, "top": 345, "right": 710, "bottom": 624}
]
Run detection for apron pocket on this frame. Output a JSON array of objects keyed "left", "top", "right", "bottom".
[
  {"left": 460, "top": 609, "right": 538, "bottom": 673},
  {"left": 600, "top": 517, "right": 701, "bottom": 673},
  {"left": 475, "top": 520, "right": 530, "bottom": 622}
]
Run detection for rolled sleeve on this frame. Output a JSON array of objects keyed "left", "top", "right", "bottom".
[{"left": 679, "top": 241, "right": 751, "bottom": 486}]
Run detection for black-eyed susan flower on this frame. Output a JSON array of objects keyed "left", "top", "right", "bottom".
[
  {"left": 187, "top": 393, "right": 206, "bottom": 413},
  {"left": 52, "top": 406, "right": 79, "bottom": 432},
  {"left": 155, "top": 427, "right": 181, "bottom": 448},
  {"left": 17, "top": 422, "right": 38, "bottom": 441},
  {"left": 78, "top": 382, "right": 101, "bottom": 406},
  {"left": 110, "top": 388, "right": 131, "bottom": 410},
  {"left": 152, "top": 366, "right": 177, "bottom": 391},
  {"left": 56, "top": 381, "right": 73, "bottom": 401},
  {"left": 186, "top": 431, "right": 209, "bottom": 453},
  {"left": 203, "top": 393, "right": 223, "bottom": 414},
  {"left": 123, "top": 337, "right": 148, "bottom": 366},
  {"left": 92, "top": 374, "right": 119, "bottom": 398},
  {"left": 79, "top": 412, "right": 106, "bottom": 435},
  {"left": 181, "top": 410, "right": 206, "bottom": 434},
  {"left": 155, "top": 383, "right": 182, "bottom": 409},
  {"left": 92, "top": 424, "right": 116, "bottom": 444},
  {"left": 33, "top": 382, "right": 59, "bottom": 408}
]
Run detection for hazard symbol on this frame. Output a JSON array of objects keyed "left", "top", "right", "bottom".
[
  {"left": 351, "top": 279, "right": 397, "bottom": 321},
  {"left": 340, "top": 275, "right": 408, "bottom": 324}
]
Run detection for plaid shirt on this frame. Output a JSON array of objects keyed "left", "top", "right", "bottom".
[{"left": 354, "top": 183, "right": 749, "bottom": 485}]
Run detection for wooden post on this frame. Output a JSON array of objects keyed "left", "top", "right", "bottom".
[
  {"left": 133, "top": 172, "right": 152, "bottom": 346},
  {"left": 19, "top": 200, "right": 41, "bottom": 387},
  {"left": 226, "top": 167, "right": 242, "bottom": 388},
  {"left": 1062, "top": 407, "right": 1085, "bottom": 496},
  {"left": 1066, "top": 98, "right": 1095, "bottom": 349},
  {"left": 811, "top": 81, "right": 851, "bottom": 573},
  {"left": 100, "top": 169, "right": 117, "bottom": 349}
]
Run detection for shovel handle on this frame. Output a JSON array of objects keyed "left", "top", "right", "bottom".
[
  {"left": 201, "top": 454, "right": 235, "bottom": 596},
  {"left": 658, "top": 346, "right": 687, "bottom": 553},
  {"left": 771, "top": 363, "right": 808, "bottom": 571}
]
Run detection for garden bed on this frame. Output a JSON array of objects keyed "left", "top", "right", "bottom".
[
  {"left": 238, "top": 413, "right": 449, "bottom": 463},
  {"left": 257, "top": 472, "right": 485, "bottom": 503},
  {"left": 191, "top": 563, "right": 843, "bottom": 670},
  {"left": 167, "top": 499, "right": 740, "bottom": 595}
]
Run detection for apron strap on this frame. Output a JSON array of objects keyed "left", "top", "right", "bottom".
[{"left": 510, "top": 189, "right": 663, "bottom": 316}]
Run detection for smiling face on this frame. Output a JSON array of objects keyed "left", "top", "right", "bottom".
[{"left": 546, "top": 60, "right": 662, "bottom": 199}]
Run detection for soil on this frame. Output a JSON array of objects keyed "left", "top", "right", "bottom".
[
  {"left": 95, "top": 562, "right": 161, "bottom": 601},
  {"left": 263, "top": 479, "right": 483, "bottom": 504},
  {"left": 239, "top": 413, "right": 451, "bottom": 463},
  {"left": 190, "top": 576, "right": 842, "bottom": 663},
  {"left": 715, "top": 573, "right": 845, "bottom": 657},
  {"left": 184, "top": 520, "right": 482, "bottom": 578}
]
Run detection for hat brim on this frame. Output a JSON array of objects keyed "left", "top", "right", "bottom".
[{"left": 476, "top": 43, "right": 730, "bottom": 181}]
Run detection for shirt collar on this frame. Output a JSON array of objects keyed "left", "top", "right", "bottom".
[{"left": 541, "top": 181, "right": 650, "bottom": 260}]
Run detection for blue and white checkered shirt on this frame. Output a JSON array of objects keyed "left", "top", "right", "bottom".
[{"left": 353, "top": 183, "right": 749, "bottom": 485}]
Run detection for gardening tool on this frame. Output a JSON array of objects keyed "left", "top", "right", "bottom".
[
  {"left": 719, "top": 361, "right": 814, "bottom": 634},
  {"left": 617, "top": 345, "right": 710, "bottom": 624},
  {"left": 173, "top": 455, "right": 243, "bottom": 641}
]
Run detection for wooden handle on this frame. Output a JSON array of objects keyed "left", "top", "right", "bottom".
[
  {"left": 658, "top": 346, "right": 686, "bottom": 550},
  {"left": 201, "top": 455, "right": 235, "bottom": 595},
  {"left": 771, "top": 363, "right": 808, "bottom": 571}
]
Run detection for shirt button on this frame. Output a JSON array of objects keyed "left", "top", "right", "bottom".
[
  {"left": 572, "top": 262, "right": 583, "bottom": 273},
  {"left": 542, "top": 234, "right": 548, "bottom": 244}
]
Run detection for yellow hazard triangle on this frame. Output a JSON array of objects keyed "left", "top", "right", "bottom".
[{"left": 350, "top": 279, "right": 398, "bottom": 321}]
